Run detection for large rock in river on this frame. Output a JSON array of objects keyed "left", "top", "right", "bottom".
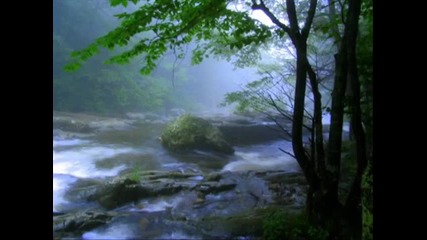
[{"left": 160, "top": 114, "right": 234, "bottom": 154}]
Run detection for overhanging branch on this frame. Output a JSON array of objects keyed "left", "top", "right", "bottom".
[{"left": 251, "top": 0, "right": 292, "bottom": 35}]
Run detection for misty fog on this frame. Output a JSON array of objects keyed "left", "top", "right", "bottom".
[{"left": 53, "top": 0, "right": 271, "bottom": 116}]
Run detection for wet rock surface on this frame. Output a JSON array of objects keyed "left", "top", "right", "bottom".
[
  {"left": 53, "top": 211, "right": 119, "bottom": 239},
  {"left": 57, "top": 170, "right": 308, "bottom": 239},
  {"left": 83, "top": 171, "right": 201, "bottom": 210}
]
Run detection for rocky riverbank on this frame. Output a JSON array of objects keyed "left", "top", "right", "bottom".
[{"left": 54, "top": 169, "right": 307, "bottom": 239}]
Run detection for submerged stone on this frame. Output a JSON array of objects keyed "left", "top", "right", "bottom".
[{"left": 89, "top": 178, "right": 148, "bottom": 210}]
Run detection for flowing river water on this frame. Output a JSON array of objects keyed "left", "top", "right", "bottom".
[{"left": 53, "top": 111, "right": 304, "bottom": 239}]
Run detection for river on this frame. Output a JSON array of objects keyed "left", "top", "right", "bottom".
[{"left": 53, "top": 111, "right": 303, "bottom": 239}]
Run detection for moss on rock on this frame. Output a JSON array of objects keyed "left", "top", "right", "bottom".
[{"left": 160, "top": 114, "right": 234, "bottom": 154}]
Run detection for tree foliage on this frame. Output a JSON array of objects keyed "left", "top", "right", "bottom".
[
  {"left": 54, "top": 0, "right": 229, "bottom": 114},
  {"left": 65, "top": 0, "right": 272, "bottom": 75}
]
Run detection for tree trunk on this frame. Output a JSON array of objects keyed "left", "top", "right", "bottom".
[
  {"left": 361, "top": 153, "right": 373, "bottom": 240},
  {"left": 305, "top": 47, "right": 347, "bottom": 237},
  {"left": 287, "top": 0, "right": 344, "bottom": 234},
  {"left": 307, "top": 62, "right": 326, "bottom": 177},
  {"left": 290, "top": 38, "right": 322, "bottom": 220},
  {"left": 343, "top": 0, "right": 365, "bottom": 239},
  {"left": 254, "top": 0, "right": 367, "bottom": 237},
  {"left": 291, "top": 36, "right": 311, "bottom": 178}
]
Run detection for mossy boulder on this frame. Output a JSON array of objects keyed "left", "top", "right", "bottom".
[
  {"left": 86, "top": 171, "right": 201, "bottom": 210},
  {"left": 88, "top": 178, "right": 148, "bottom": 210},
  {"left": 160, "top": 114, "right": 234, "bottom": 154}
]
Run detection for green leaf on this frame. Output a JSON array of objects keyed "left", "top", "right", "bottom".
[
  {"left": 139, "top": 67, "right": 151, "bottom": 75},
  {"left": 109, "top": 0, "right": 123, "bottom": 7},
  {"left": 70, "top": 51, "right": 80, "bottom": 58},
  {"left": 114, "top": 13, "right": 129, "bottom": 19},
  {"left": 63, "top": 62, "right": 81, "bottom": 72}
]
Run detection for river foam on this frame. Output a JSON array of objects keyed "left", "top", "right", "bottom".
[
  {"left": 53, "top": 146, "right": 136, "bottom": 178},
  {"left": 222, "top": 141, "right": 300, "bottom": 172},
  {"left": 53, "top": 138, "right": 139, "bottom": 211}
]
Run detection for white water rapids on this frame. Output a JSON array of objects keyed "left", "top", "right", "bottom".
[{"left": 53, "top": 137, "right": 298, "bottom": 213}]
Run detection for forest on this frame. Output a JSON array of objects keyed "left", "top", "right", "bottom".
[{"left": 53, "top": 0, "right": 372, "bottom": 239}]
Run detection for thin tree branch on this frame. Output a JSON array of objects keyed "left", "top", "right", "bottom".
[
  {"left": 279, "top": 148, "right": 296, "bottom": 158},
  {"left": 301, "top": 0, "right": 318, "bottom": 39},
  {"left": 285, "top": 0, "right": 299, "bottom": 33},
  {"left": 251, "top": 0, "right": 292, "bottom": 34}
]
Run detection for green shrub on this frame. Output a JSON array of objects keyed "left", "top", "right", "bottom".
[
  {"left": 307, "top": 225, "right": 329, "bottom": 240},
  {"left": 263, "top": 210, "right": 287, "bottom": 240},
  {"left": 262, "top": 210, "right": 329, "bottom": 240}
]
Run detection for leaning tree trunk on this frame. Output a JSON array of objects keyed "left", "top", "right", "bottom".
[
  {"left": 306, "top": 55, "right": 339, "bottom": 229},
  {"left": 324, "top": 0, "right": 365, "bottom": 238},
  {"left": 307, "top": 43, "right": 347, "bottom": 238},
  {"left": 291, "top": 37, "right": 320, "bottom": 224},
  {"left": 307, "top": 62, "right": 326, "bottom": 178},
  {"left": 252, "top": 0, "right": 318, "bottom": 199},
  {"left": 292, "top": 29, "right": 343, "bottom": 239},
  {"left": 291, "top": 38, "right": 312, "bottom": 179},
  {"left": 282, "top": 0, "right": 324, "bottom": 226}
]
